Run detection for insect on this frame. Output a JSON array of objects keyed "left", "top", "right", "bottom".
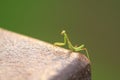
[{"left": 54, "top": 30, "right": 89, "bottom": 59}]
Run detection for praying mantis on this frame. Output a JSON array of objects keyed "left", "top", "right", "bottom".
[{"left": 54, "top": 30, "right": 90, "bottom": 59}]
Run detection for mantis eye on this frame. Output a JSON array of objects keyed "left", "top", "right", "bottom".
[{"left": 61, "top": 30, "right": 66, "bottom": 35}]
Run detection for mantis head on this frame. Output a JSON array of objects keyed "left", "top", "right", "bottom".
[{"left": 61, "top": 30, "right": 66, "bottom": 35}]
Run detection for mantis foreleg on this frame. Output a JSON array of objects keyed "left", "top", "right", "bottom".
[{"left": 54, "top": 31, "right": 67, "bottom": 46}]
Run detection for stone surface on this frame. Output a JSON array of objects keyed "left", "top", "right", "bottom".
[{"left": 0, "top": 28, "right": 91, "bottom": 80}]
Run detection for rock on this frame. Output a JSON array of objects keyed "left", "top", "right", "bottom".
[{"left": 0, "top": 28, "right": 91, "bottom": 80}]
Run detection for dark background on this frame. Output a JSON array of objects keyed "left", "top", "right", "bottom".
[{"left": 0, "top": 0, "right": 120, "bottom": 80}]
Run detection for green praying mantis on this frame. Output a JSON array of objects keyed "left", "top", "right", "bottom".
[{"left": 54, "top": 30, "right": 90, "bottom": 59}]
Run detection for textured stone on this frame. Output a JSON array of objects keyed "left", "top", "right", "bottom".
[{"left": 0, "top": 28, "right": 91, "bottom": 80}]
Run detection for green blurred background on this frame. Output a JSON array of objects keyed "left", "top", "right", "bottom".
[{"left": 0, "top": 0, "right": 120, "bottom": 80}]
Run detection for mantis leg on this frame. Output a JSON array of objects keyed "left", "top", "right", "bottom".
[
  {"left": 54, "top": 33, "right": 67, "bottom": 46},
  {"left": 81, "top": 48, "right": 90, "bottom": 59}
]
